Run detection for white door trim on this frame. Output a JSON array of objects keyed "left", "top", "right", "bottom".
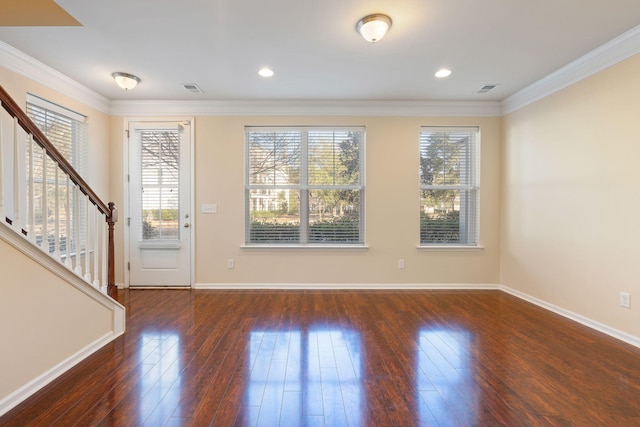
[{"left": 123, "top": 116, "right": 195, "bottom": 288}]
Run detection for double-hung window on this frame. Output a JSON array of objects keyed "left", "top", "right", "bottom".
[
  {"left": 26, "top": 94, "right": 88, "bottom": 254},
  {"left": 420, "top": 126, "right": 479, "bottom": 246},
  {"left": 245, "top": 126, "right": 365, "bottom": 245}
]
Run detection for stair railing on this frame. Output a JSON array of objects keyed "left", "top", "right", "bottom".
[{"left": 0, "top": 85, "right": 117, "bottom": 298}]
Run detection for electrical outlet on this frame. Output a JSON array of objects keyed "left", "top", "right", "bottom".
[
  {"left": 227, "top": 259, "right": 234, "bottom": 269},
  {"left": 620, "top": 292, "right": 631, "bottom": 308},
  {"left": 398, "top": 259, "right": 405, "bottom": 269}
]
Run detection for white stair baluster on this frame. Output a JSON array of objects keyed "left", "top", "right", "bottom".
[
  {"left": 84, "top": 194, "right": 91, "bottom": 282},
  {"left": 74, "top": 186, "right": 82, "bottom": 276},
  {"left": 65, "top": 174, "right": 72, "bottom": 268},
  {"left": 28, "top": 134, "right": 35, "bottom": 242},
  {"left": 53, "top": 164, "right": 61, "bottom": 260},
  {"left": 42, "top": 148, "right": 48, "bottom": 252},
  {"left": 13, "top": 117, "right": 21, "bottom": 232},
  {"left": 0, "top": 103, "right": 5, "bottom": 222}
]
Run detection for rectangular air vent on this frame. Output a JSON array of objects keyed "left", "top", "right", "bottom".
[
  {"left": 182, "top": 83, "right": 204, "bottom": 94},
  {"left": 476, "top": 84, "right": 498, "bottom": 94}
]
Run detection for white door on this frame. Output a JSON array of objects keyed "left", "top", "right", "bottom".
[{"left": 128, "top": 120, "right": 192, "bottom": 287}]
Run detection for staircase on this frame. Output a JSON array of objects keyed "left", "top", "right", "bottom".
[{"left": 0, "top": 85, "right": 125, "bottom": 416}]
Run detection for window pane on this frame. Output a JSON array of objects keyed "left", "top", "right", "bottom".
[
  {"left": 308, "top": 131, "right": 360, "bottom": 185},
  {"left": 308, "top": 189, "right": 360, "bottom": 243},
  {"left": 246, "top": 127, "right": 364, "bottom": 245},
  {"left": 420, "top": 131, "right": 471, "bottom": 186},
  {"left": 140, "top": 130, "right": 180, "bottom": 241},
  {"left": 248, "top": 132, "right": 300, "bottom": 185},
  {"left": 420, "top": 127, "right": 479, "bottom": 246},
  {"left": 249, "top": 189, "right": 300, "bottom": 243}
]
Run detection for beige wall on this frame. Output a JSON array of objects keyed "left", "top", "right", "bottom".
[
  {"left": 0, "top": 235, "right": 114, "bottom": 402},
  {"left": 501, "top": 54, "right": 640, "bottom": 337},
  {"left": 189, "top": 115, "right": 501, "bottom": 285},
  {"left": 0, "top": 67, "right": 111, "bottom": 200}
]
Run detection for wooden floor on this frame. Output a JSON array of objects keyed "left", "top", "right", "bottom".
[{"left": 2, "top": 290, "right": 640, "bottom": 426}]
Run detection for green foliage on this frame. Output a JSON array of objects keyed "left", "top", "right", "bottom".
[
  {"left": 250, "top": 218, "right": 359, "bottom": 243},
  {"left": 143, "top": 220, "right": 157, "bottom": 239},
  {"left": 420, "top": 212, "right": 460, "bottom": 243},
  {"left": 309, "top": 218, "right": 359, "bottom": 243}
]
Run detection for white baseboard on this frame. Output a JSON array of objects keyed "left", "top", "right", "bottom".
[
  {"left": 194, "top": 282, "right": 501, "bottom": 290},
  {"left": 0, "top": 332, "right": 116, "bottom": 417},
  {"left": 501, "top": 286, "right": 640, "bottom": 349}
]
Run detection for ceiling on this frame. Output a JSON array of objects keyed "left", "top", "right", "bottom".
[{"left": 0, "top": 0, "right": 639, "bottom": 102}]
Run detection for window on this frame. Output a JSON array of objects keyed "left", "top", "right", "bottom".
[
  {"left": 420, "top": 127, "right": 479, "bottom": 246},
  {"left": 26, "top": 94, "right": 87, "bottom": 254},
  {"left": 245, "top": 127, "right": 364, "bottom": 245}
]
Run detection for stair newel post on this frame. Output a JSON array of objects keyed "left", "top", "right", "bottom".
[{"left": 107, "top": 202, "right": 117, "bottom": 299}]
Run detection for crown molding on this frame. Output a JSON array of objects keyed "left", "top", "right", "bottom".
[
  {"left": 501, "top": 24, "right": 640, "bottom": 115},
  {"left": 0, "top": 41, "right": 110, "bottom": 114},
  {"left": 3, "top": 22, "right": 638, "bottom": 119},
  {"left": 108, "top": 99, "right": 502, "bottom": 117}
]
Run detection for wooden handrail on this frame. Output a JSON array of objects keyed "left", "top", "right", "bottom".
[{"left": 0, "top": 85, "right": 118, "bottom": 298}]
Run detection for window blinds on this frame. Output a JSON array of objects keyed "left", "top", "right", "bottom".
[
  {"left": 246, "top": 127, "right": 364, "bottom": 245},
  {"left": 420, "top": 127, "right": 480, "bottom": 245}
]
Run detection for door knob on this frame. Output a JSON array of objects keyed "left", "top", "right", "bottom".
[{"left": 184, "top": 223, "right": 190, "bottom": 228}]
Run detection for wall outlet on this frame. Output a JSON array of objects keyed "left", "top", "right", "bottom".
[
  {"left": 398, "top": 259, "right": 405, "bottom": 269},
  {"left": 227, "top": 259, "right": 234, "bottom": 269},
  {"left": 620, "top": 292, "right": 631, "bottom": 308}
]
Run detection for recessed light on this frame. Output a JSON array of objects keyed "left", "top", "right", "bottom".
[
  {"left": 435, "top": 68, "right": 452, "bottom": 78},
  {"left": 258, "top": 67, "right": 274, "bottom": 78}
]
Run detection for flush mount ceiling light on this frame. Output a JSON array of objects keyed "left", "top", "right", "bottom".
[
  {"left": 258, "top": 67, "right": 275, "bottom": 77},
  {"left": 112, "top": 72, "right": 140, "bottom": 90},
  {"left": 435, "top": 68, "right": 452, "bottom": 78},
  {"left": 356, "top": 14, "right": 392, "bottom": 43}
]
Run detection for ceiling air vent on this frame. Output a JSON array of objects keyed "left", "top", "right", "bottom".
[
  {"left": 476, "top": 84, "right": 498, "bottom": 94},
  {"left": 182, "top": 83, "right": 204, "bottom": 94}
]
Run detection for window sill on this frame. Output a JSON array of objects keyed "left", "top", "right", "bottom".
[
  {"left": 417, "top": 245, "right": 484, "bottom": 252},
  {"left": 241, "top": 244, "right": 369, "bottom": 251}
]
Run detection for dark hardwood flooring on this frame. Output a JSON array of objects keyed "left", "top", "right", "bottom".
[{"left": 2, "top": 289, "right": 640, "bottom": 426}]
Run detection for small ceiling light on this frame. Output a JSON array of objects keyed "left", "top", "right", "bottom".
[
  {"left": 435, "top": 68, "right": 452, "bottom": 78},
  {"left": 258, "top": 67, "right": 274, "bottom": 77},
  {"left": 356, "top": 14, "right": 392, "bottom": 43},
  {"left": 112, "top": 72, "right": 140, "bottom": 90}
]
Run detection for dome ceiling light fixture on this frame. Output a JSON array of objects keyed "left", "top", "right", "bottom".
[
  {"left": 112, "top": 72, "right": 140, "bottom": 90},
  {"left": 356, "top": 14, "right": 392, "bottom": 43}
]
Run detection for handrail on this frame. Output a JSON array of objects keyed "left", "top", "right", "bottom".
[
  {"left": 0, "top": 85, "right": 118, "bottom": 298},
  {"left": 0, "top": 86, "right": 111, "bottom": 216}
]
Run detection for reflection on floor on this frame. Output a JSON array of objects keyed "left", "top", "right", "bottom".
[{"left": 2, "top": 289, "right": 640, "bottom": 426}]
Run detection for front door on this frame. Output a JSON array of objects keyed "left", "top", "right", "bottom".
[{"left": 128, "top": 120, "right": 192, "bottom": 287}]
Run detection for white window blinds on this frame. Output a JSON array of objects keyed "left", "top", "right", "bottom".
[
  {"left": 420, "top": 127, "right": 480, "bottom": 246},
  {"left": 246, "top": 127, "right": 365, "bottom": 245},
  {"left": 139, "top": 129, "right": 181, "bottom": 241},
  {"left": 25, "top": 94, "right": 88, "bottom": 254}
]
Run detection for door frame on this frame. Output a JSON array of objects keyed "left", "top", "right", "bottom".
[{"left": 123, "top": 117, "right": 195, "bottom": 288}]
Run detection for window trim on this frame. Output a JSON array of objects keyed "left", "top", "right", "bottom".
[{"left": 245, "top": 126, "right": 366, "bottom": 247}]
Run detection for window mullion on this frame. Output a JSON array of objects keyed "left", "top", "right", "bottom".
[{"left": 300, "top": 131, "right": 309, "bottom": 244}]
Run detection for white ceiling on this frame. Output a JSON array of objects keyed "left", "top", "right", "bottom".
[{"left": 0, "top": 0, "right": 639, "bottom": 103}]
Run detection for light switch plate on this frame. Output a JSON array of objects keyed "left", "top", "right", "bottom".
[{"left": 201, "top": 204, "right": 217, "bottom": 214}]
